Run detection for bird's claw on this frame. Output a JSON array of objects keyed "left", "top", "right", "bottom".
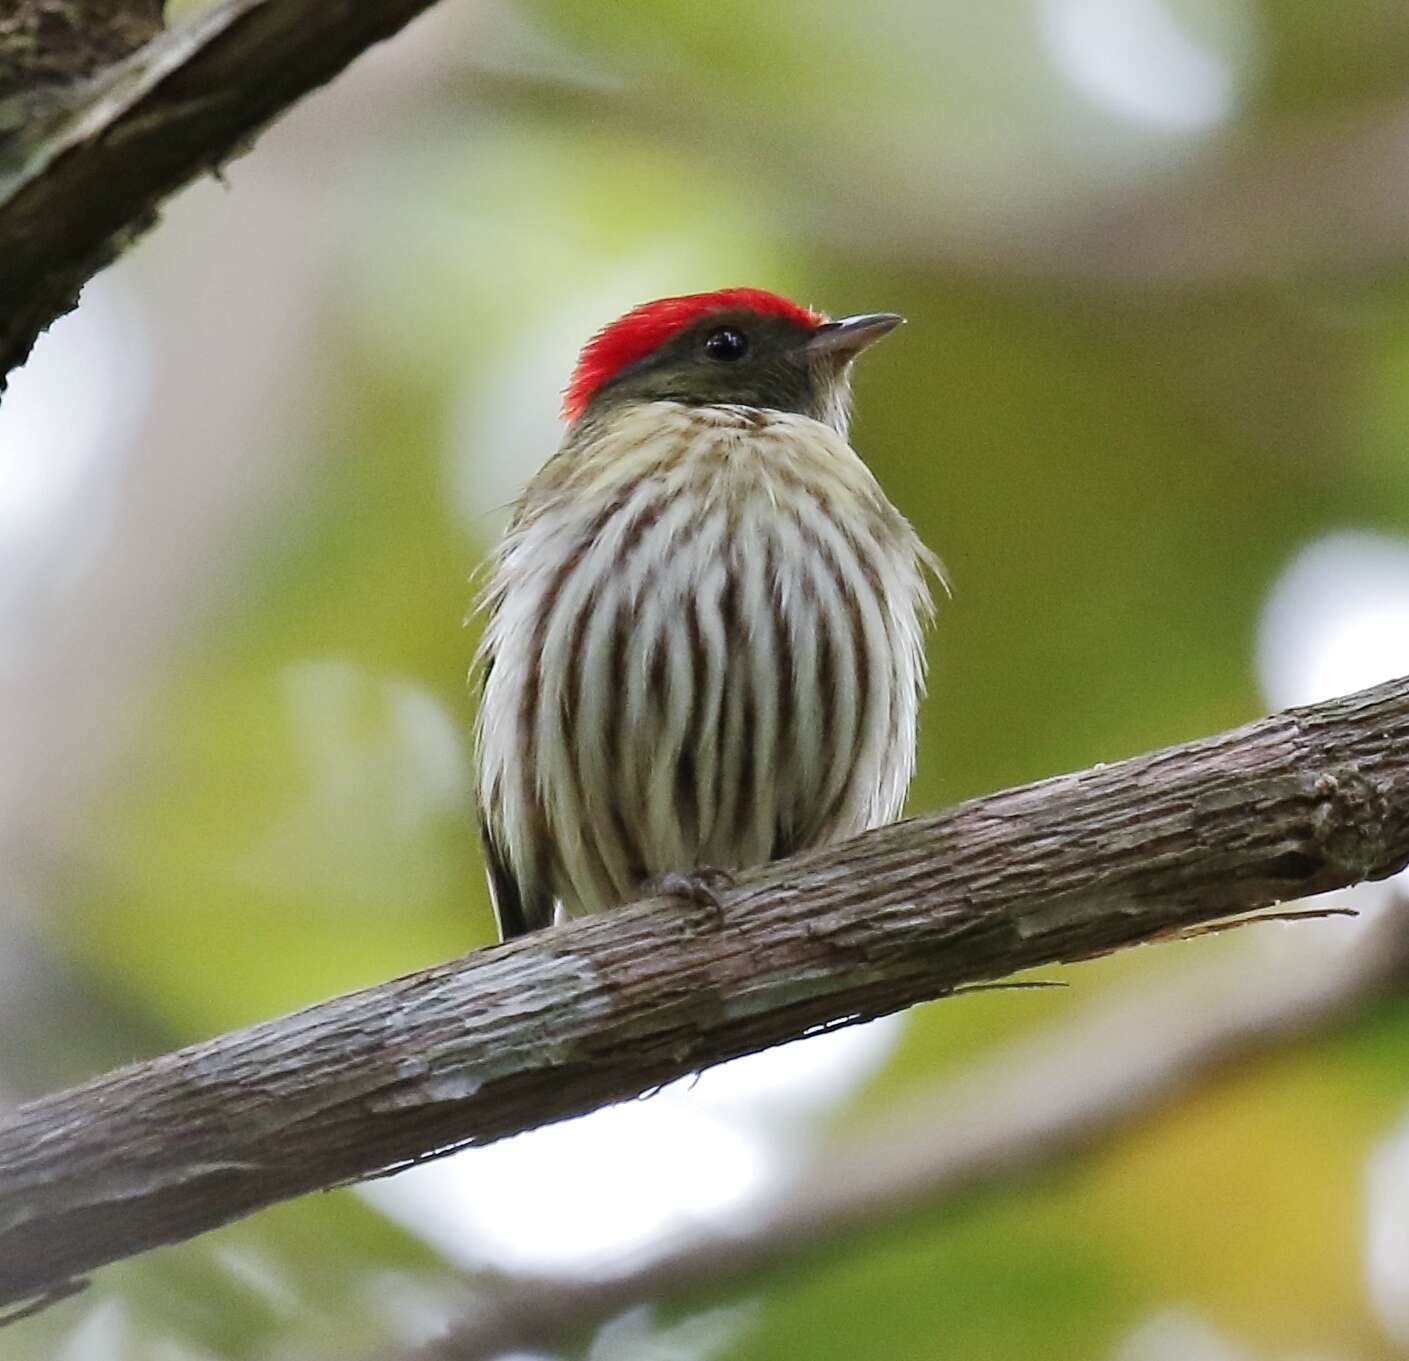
[{"left": 649, "top": 867, "right": 736, "bottom": 930}]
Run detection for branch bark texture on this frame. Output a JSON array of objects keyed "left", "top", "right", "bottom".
[
  {"left": 0, "top": 0, "right": 162, "bottom": 104},
  {"left": 417, "top": 898, "right": 1409, "bottom": 1360},
  {"left": 0, "top": 0, "right": 448, "bottom": 389},
  {"left": 3, "top": 676, "right": 1409, "bottom": 1310}
]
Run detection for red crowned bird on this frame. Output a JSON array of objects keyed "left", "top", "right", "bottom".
[{"left": 474, "top": 288, "right": 938, "bottom": 940}]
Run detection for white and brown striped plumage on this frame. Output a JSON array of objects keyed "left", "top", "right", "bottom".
[{"left": 474, "top": 291, "right": 936, "bottom": 939}]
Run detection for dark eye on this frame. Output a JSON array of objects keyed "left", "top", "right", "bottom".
[{"left": 703, "top": 327, "right": 748, "bottom": 362}]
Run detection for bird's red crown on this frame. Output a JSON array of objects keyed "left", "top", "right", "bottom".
[{"left": 562, "top": 288, "right": 823, "bottom": 422}]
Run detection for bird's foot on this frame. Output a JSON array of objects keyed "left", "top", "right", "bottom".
[{"left": 647, "top": 866, "right": 737, "bottom": 930}]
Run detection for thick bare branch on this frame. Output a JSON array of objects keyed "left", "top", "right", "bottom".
[
  {"left": 2, "top": 674, "right": 1409, "bottom": 1313},
  {"left": 416, "top": 897, "right": 1409, "bottom": 1360},
  {"left": 0, "top": 0, "right": 451, "bottom": 389},
  {"left": 6, "top": 0, "right": 1409, "bottom": 397}
]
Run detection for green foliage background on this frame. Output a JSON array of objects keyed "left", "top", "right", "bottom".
[{"left": 10, "top": 0, "right": 1409, "bottom": 1357}]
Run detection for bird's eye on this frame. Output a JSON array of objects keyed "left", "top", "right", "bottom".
[{"left": 703, "top": 327, "right": 749, "bottom": 362}]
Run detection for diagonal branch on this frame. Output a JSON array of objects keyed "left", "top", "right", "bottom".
[
  {"left": 7, "top": 0, "right": 1409, "bottom": 400},
  {"left": 409, "top": 895, "right": 1409, "bottom": 1360},
  {"left": 0, "top": 0, "right": 453, "bottom": 390},
  {"left": 3, "top": 675, "right": 1409, "bottom": 1314}
]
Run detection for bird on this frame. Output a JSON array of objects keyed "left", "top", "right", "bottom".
[{"left": 473, "top": 287, "right": 938, "bottom": 941}]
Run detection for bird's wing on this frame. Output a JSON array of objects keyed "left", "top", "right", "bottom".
[
  {"left": 479, "top": 818, "right": 553, "bottom": 940},
  {"left": 473, "top": 492, "right": 562, "bottom": 942}
]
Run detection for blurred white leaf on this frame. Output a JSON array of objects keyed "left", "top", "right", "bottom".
[{"left": 1037, "top": 0, "right": 1246, "bottom": 132}]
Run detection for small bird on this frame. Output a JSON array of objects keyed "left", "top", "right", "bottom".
[{"left": 474, "top": 288, "right": 937, "bottom": 940}]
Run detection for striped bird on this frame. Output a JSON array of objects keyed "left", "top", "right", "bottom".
[{"left": 474, "top": 288, "right": 937, "bottom": 940}]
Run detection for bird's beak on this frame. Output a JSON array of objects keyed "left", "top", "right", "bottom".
[{"left": 805, "top": 312, "right": 905, "bottom": 359}]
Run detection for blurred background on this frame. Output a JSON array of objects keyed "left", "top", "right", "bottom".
[{"left": 6, "top": 0, "right": 1409, "bottom": 1356}]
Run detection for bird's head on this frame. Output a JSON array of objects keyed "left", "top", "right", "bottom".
[{"left": 562, "top": 288, "right": 903, "bottom": 435}]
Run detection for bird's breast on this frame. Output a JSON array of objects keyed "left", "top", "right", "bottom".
[{"left": 475, "top": 399, "right": 932, "bottom": 919}]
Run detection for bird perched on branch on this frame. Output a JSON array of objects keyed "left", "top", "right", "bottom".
[{"left": 474, "top": 288, "right": 937, "bottom": 940}]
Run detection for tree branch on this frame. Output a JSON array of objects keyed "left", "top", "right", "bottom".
[
  {"left": 6, "top": 0, "right": 1408, "bottom": 397},
  {"left": 411, "top": 894, "right": 1409, "bottom": 1360},
  {"left": 0, "top": 0, "right": 451, "bottom": 390},
  {"left": 3, "top": 675, "right": 1409, "bottom": 1313}
]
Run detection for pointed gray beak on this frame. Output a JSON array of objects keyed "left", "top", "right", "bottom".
[{"left": 805, "top": 312, "right": 905, "bottom": 358}]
